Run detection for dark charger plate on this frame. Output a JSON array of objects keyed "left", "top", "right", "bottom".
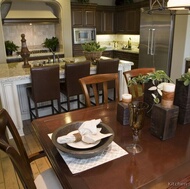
[{"left": 52, "top": 121, "right": 114, "bottom": 159}]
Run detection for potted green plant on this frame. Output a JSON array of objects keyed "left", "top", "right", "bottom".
[
  {"left": 5, "top": 40, "right": 19, "bottom": 56},
  {"left": 81, "top": 42, "right": 106, "bottom": 63},
  {"left": 42, "top": 37, "right": 59, "bottom": 52},
  {"left": 128, "top": 70, "right": 173, "bottom": 116},
  {"left": 174, "top": 72, "right": 190, "bottom": 124}
]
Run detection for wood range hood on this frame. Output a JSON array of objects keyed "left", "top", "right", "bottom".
[{"left": 1, "top": 1, "right": 59, "bottom": 25}]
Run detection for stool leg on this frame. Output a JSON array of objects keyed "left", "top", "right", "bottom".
[
  {"left": 51, "top": 100, "right": 54, "bottom": 114},
  {"left": 67, "top": 96, "right": 70, "bottom": 111},
  {"left": 58, "top": 99, "right": 61, "bottom": 113},
  {"left": 34, "top": 102, "right": 39, "bottom": 118},
  {"left": 77, "top": 95, "right": 80, "bottom": 109},
  {"left": 27, "top": 96, "right": 33, "bottom": 121}
]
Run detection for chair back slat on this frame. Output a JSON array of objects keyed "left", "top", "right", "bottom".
[{"left": 79, "top": 73, "right": 119, "bottom": 107}]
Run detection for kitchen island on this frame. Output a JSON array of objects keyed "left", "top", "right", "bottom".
[{"left": 0, "top": 57, "right": 133, "bottom": 137}]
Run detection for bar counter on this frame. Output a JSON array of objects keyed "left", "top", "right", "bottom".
[{"left": 0, "top": 57, "right": 133, "bottom": 137}]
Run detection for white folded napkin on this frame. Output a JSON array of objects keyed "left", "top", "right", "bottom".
[{"left": 57, "top": 119, "right": 112, "bottom": 144}]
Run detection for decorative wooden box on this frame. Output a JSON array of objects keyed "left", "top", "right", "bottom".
[
  {"left": 174, "top": 80, "right": 190, "bottom": 124},
  {"left": 150, "top": 104, "right": 179, "bottom": 140},
  {"left": 117, "top": 102, "right": 130, "bottom": 126}
]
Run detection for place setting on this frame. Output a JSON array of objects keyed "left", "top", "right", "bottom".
[{"left": 49, "top": 119, "right": 128, "bottom": 174}]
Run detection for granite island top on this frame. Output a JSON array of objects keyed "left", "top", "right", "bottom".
[{"left": 0, "top": 56, "right": 134, "bottom": 80}]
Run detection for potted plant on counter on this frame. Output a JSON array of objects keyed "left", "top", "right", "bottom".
[
  {"left": 174, "top": 72, "right": 190, "bottom": 124},
  {"left": 5, "top": 40, "right": 19, "bottom": 56},
  {"left": 82, "top": 42, "right": 106, "bottom": 64},
  {"left": 42, "top": 37, "right": 59, "bottom": 52}
]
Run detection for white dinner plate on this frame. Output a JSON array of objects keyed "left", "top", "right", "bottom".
[{"left": 67, "top": 130, "right": 101, "bottom": 149}]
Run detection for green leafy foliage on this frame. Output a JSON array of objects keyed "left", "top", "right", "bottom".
[
  {"left": 81, "top": 42, "right": 106, "bottom": 52},
  {"left": 128, "top": 70, "right": 173, "bottom": 87},
  {"left": 178, "top": 72, "right": 190, "bottom": 86},
  {"left": 42, "top": 37, "right": 59, "bottom": 51},
  {"left": 5, "top": 40, "right": 19, "bottom": 52},
  {"left": 128, "top": 70, "right": 173, "bottom": 104}
]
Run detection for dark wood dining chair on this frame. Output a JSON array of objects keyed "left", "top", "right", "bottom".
[
  {"left": 26, "top": 65, "right": 61, "bottom": 121},
  {"left": 79, "top": 73, "right": 119, "bottom": 107},
  {"left": 123, "top": 68, "right": 155, "bottom": 100},
  {"left": 96, "top": 58, "right": 119, "bottom": 101},
  {"left": 0, "top": 108, "right": 62, "bottom": 189},
  {"left": 60, "top": 61, "right": 91, "bottom": 111}
]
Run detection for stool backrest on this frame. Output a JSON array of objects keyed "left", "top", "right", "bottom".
[
  {"left": 96, "top": 58, "right": 119, "bottom": 89},
  {"left": 64, "top": 61, "right": 91, "bottom": 96},
  {"left": 79, "top": 73, "right": 119, "bottom": 107},
  {"left": 30, "top": 65, "right": 60, "bottom": 102}
]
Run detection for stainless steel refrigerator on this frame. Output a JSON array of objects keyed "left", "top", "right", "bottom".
[{"left": 138, "top": 7, "right": 175, "bottom": 76}]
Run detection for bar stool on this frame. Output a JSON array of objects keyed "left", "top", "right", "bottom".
[
  {"left": 60, "top": 61, "right": 91, "bottom": 111},
  {"left": 96, "top": 58, "right": 119, "bottom": 102},
  {"left": 26, "top": 65, "right": 61, "bottom": 121}
]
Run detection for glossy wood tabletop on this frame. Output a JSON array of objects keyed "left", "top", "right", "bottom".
[{"left": 32, "top": 102, "right": 190, "bottom": 189}]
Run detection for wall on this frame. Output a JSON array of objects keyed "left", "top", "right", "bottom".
[
  {"left": 170, "top": 11, "right": 190, "bottom": 82},
  {"left": 3, "top": 24, "right": 56, "bottom": 52},
  {"left": 0, "top": 0, "right": 72, "bottom": 63},
  {"left": 0, "top": 0, "right": 6, "bottom": 63}
]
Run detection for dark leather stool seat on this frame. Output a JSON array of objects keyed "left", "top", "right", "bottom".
[
  {"left": 26, "top": 65, "right": 61, "bottom": 121},
  {"left": 60, "top": 61, "right": 90, "bottom": 111}
]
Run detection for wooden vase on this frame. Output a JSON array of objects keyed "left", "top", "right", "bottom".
[{"left": 174, "top": 80, "right": 190, "bottom": 124}]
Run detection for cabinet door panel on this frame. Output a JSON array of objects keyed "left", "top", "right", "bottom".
[
  {"left": 103, "top": 11, "right": 114, "bottom": 33},
  {"left": 72, "top": 10, "right": 83, "bottom": 27},
  {"left": 96, "top": 11, "right": 103, "bottom": 33},
  {"left": 115, "top": 10, "right": 126, "bottom": 33},
  {"left": 125, "top": 9, "right": 140, "bottom": 34},
  {"left": 84, "top": 10, "right": 96, "bottom": 27}
]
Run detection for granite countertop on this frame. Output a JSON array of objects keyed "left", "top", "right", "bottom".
[
  {"left": 6, "top": 51, "right": 65, "bottom": 61},
  {"left": 0, "top": 56, "right": 133, "bottom": 80},
  {"left": 105, "top": 47, "right": 139, "bottom": 54}
]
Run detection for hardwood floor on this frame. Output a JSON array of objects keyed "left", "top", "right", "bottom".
[{"left": 0, "top": 120, "right": 51, "bottom": 189}]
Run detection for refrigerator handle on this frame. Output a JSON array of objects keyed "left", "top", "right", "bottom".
[
  {"left": 150, "top": 29, "right": 155, "bottom": 55},
  {"left": 147, "top": 29, "right": 151, "bottom": 55}
]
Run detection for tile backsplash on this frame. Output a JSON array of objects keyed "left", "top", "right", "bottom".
[
  {"left": 96, "top": 34, "right": 140, "bottom": 49},
  {"left": 3, "top": 24, "right": 55, "bottom": 50}
]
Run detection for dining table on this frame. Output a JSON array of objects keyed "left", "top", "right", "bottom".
[{"left": 32, "top": 101, "right": 190, "bottom": 189}]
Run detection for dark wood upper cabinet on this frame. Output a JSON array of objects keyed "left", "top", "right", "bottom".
[
  {"left": 71, "top": 3, "right": 97, "bottom": 28},
  {"left": 96, "top": 6, "right": 115, "bottom": 34},
  {"left": 115, "top": 6, "right": 140, "bottom": 34},
  {"left": 115, "top": 1, "right": 148, "bottom": 34}
]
